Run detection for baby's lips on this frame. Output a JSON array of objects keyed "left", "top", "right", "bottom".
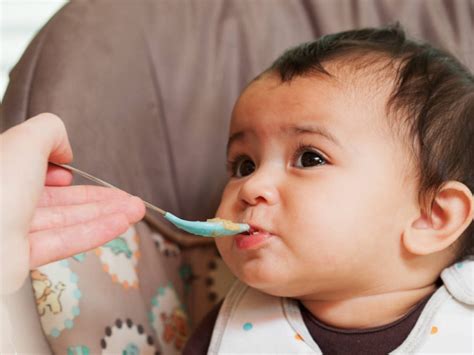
[
  {"left": 245, "top": 223, "right": 269, "bottom": 234},
  {"left": 234, "top": 226, "right": 273, "bottom": 249},
  {"left": 247, "top": 225, "right": 257, "bottom": 234}
]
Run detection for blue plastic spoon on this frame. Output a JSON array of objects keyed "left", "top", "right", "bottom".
[{"left": 51, "top": 163, "right": 250, "bottom": 237}]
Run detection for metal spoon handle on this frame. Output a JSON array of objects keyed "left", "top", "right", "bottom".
[{"left": 50, "top": 162, "right": 166, "bottom": 215}]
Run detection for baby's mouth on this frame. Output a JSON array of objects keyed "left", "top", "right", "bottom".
[
  {"left": 241, "top": 224, "right": 269, "bottom": 235},
  {"left": 245, "top": 226, "right": 260, "bottom": 235},
  {"left": 234, "top": 224, "right": 272, "bottom": 249}
]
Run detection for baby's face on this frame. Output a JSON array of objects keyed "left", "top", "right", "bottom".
[{"left": 215, "top": 71, "right": 419, "bottom": 300}]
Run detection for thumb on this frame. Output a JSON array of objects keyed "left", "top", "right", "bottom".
[
  {"left": 1, "top": 113, "right": 73, "bottom": 166},
  {"left": 1, "top": 112, "right": 74, "bottom": 228},
  {"left": 25, "top": 113, "right": 73, "bottom": 164},
  {"left": 0, "top": 113, "right": 73, "bottom": 294}
]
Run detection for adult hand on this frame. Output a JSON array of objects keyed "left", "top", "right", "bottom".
[{"left": 0, "top": 113, "right": 145, "bottom": 294}]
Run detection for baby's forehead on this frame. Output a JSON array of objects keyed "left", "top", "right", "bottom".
[
  {"left": 231, "top": 65, "right": 398, "bottom": 137},
  {"left": 228, "top": 66, "right": 416, "bottom": 176}
]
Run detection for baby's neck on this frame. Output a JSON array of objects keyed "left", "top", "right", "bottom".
[{"left": 300, "top": 283, "right": 437, "bottom": 329}]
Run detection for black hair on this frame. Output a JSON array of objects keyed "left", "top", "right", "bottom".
[{"left": 268, "top": 24, "right": 474, "bottom": 261}]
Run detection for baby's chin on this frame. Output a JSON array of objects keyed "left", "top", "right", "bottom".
[
  {"left": 242, "top": 277, "right": 298, "bottom": 298},
  {"left": 233, "top": 263, "right": 296, "bottom": 297},
  {"left": 216, "top": 238, "right": 300, "bottom": 297}
]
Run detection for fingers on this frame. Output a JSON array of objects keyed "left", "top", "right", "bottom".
[
  {"left": 38, "top": 185, "right": 131, "bottom": 207},
  {"left": 29, "top": 213, "right": 130, "bottom": 269},
  {"left": 45, "top": 164, "right": 73, "bottom": 186},
  {"left": 30, "top": 196, "right": 145, "bottom": 232},
  {"left": 28, "top": 188, "right": 145, "bottom": 269}
]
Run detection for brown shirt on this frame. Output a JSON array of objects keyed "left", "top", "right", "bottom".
[{"left": 183, "top": 292, "right": 433, "bottom": 355}]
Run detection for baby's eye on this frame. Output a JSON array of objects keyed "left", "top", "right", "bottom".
[
  {"left": 229, "top": 157, "right": 256, "bottom": 177},
  {"left": 294, "top": 148, "right": 327, "bottom": 168}
]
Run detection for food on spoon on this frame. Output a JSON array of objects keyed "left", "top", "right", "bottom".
[{"left": 206, "top": 217, "right": 242, "bottom": 231}]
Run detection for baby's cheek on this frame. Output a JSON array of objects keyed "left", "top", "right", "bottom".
[
  {"left": 288, "top": 207, "right": 355, "bottom": 260},
  {"left": 215, "top": 237, "right": 232, "bottom": 259},
  {"left": 217, "top": 181, "right": 239, "bottom": 203},
  {"left": 214, "top": 202, "right": 226, "bottom": 219},
  {"left": 215, "top": 238, "right": 240, "bottom": 277}
]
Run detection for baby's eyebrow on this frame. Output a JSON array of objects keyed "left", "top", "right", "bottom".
[
  {"left": 226, "top": 123, "right": 342, "bottom": 154},
  {"left": 287, "top": 124, "right": 342, "bottom": 148},
  {"left": 227, "top": 131, "right": 245, "bottom": 155}
]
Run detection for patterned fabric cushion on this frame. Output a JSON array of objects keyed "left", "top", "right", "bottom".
[{"left": 29, "top": 219, "right": 234, "bottom": 354}]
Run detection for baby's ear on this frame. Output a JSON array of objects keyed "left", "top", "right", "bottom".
[{"left": 403, "top": 181, "right": 473, "bottom": 255}]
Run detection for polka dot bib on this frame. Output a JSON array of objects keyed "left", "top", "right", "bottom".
[{"left": 208, "top": 259, "right": 474, "bottom": 354}]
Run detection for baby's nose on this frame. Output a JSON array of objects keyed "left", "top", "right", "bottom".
[{"left": 237, "top": 167, "right": 280, "bottom": 206}]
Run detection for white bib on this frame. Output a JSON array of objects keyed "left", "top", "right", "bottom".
[{"left": 209, "top": 259, "right": 474, "bottom": 354}]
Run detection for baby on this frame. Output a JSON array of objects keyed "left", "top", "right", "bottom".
[{"left": 184, "top": 24, "right": 474, "bottom": 354}]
